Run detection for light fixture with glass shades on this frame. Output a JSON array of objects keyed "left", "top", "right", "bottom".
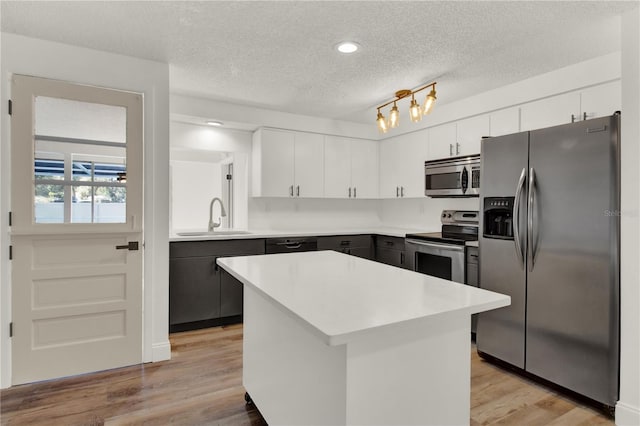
[{"left": 375, "top": 82, "right": 437, "bottom": 133}]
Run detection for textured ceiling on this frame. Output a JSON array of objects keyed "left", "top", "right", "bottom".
[{"left": 1, "top": 1, "right": 635, "bottom": 124}]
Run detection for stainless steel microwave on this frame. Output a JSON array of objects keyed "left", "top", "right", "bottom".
[{"left": 425, "top": 154, "right": 480, "bottom": 197}]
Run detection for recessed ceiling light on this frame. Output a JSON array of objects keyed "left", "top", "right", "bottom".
[
  {"left": 206, "top": 120, "right": 223, "bottom": 126},
  {"left": 336, "top": 42, "right": 360, "bottom": 54}
]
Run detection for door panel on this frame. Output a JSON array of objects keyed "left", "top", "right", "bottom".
[
  {"left": 477, "top": 131, "right": 529, "bottom": 368},
  {"left": 526, "top": 116, "right": 619, "bottom": 405},
  {"left": 10, "top": 75, "right": 143, "bottom": 385},
  {"left": 12, "top": 234, "right": 142, "bottom": 384}
]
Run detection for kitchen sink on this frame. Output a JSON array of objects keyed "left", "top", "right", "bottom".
[{"left": 176, "top": 230, "right": 252, "bottom": 236}]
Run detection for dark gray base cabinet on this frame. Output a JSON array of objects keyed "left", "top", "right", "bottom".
[
  {"left": 316, "top": 235, "right": 374, "bottom": 260},
  {"left": 465, "top": 245, "right": 479, "bottom": 335},
  {"left": 169, "top": 256, "right": 221, "bottom": 325},
  {"left": 374, "top": 236, "right": 408, "bottom": 269},
  {"left": 169, "top": 239, "right": 265, "bottom": 331}
]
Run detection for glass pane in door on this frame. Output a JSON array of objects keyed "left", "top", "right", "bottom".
[{"left": 33, "top": 96, "right": 127, "bottom": 224}]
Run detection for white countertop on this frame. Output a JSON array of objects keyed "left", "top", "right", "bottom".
[
  {"left": 169, "top": 226, "right": 431, "bottom": 242},
  {"left": 217, "top": 251, "right": 509, "bottom": 346}
]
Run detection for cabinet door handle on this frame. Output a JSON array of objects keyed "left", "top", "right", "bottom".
[
  {"left": 400, "top": 252, "right": 405, "bottom": 265},
  {"left": 385, "top": 241, "right": 394, "bottom": 247},
  {"left": 401, "top": 186, "right": 405, "bottom": 197},
  {"left": 583, "top": 112, "right": 588, "bottom": 121},
  {"left": 349, "top": 187, "right": 352, "bottom": 198},
  {"left": 296, "top": 185, "right": 300, "bottom": 197},
  {"left": 449, "top": 144, "right": 453, "bottom": 156},
  {"left": 456, "top": 143, "right": 460, "bottom": 155},
  {"left": 353, "top": 187, "right": 357, "bottom": 198},
  {"left": 571, "top": 114, "right": 576, "bottom": 123},
  {"left": 289, "top": 185, "right": 294, "bottom": 197},
  {"left": 396, "top": 186, "right": 399, "bottom": 197},
  {"left": 340, "top": 240, "right": 351, "bottom": 246}
]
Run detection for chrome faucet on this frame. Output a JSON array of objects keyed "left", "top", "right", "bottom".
[{"left": 208, "top": 197, "right": 227, "bottom": 232}]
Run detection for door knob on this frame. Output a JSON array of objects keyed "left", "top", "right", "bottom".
[{"left": 115, "top": 241, "right": 139, "bottom": 251}]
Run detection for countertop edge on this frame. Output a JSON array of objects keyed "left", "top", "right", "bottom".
[{"left": 170, "top": 227, "right": 433, "bottom": 242}]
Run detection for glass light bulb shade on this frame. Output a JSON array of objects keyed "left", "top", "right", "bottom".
[
  {"left": 377, "top": 112, "right": 388, "bottom": 133},
  {"left": 422, "top": 89, "right": 437, "bottom": 115},
  {"left": 409, "top": 99, "right": 422, "bottom": 123},
  {"left": 389, "top": 105, "right": 400, "bottom": 128}
]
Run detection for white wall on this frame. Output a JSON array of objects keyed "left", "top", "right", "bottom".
[
  {"left": 170, "top": 121, "right": 252, "bottom": 231},
  {"left": 248, "top": 198, "right": 381, "bottom": 231},
  {"left": 379, "top": 198, "right": 479, "bottom": 231},
  {"left": 171, "top": 94, "right": 376, "bottom": 140},
  {"left": 617, "top": 7, "right": 640, "bottom": 426},
  {"left": 0, "top": 33, "right": 170, "bottom": 387},
  {"left": 171, "top": 161, "right": 223, "bottom": 231}
]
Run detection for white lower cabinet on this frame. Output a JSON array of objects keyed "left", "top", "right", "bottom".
[
  {"left": 324, "top": 136, "right": 378, "bottom": 199},
  {"left": 379, "top": 130, "right": 427, "bottom": 198},
  {"left": 252, "top": 128, "right": 324, "bottom": 198}
]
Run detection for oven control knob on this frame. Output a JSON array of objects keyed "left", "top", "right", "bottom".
[
  {"left": 447, "top": 213, "right": 452, "bottom": 218},
  {"left": 442, "top": 213, "right": 446, "bottom": 218}
]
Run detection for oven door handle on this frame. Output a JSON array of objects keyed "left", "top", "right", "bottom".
[
  {"left": 513, "top": 168, "right": 526, "bottom": 268},
  {"left": 405, "top": 239, "right": 465, "bottom": 252}
]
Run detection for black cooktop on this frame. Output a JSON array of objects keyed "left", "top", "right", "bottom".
[{"left": 406, "top": 225, "right": 478, "bottom": 246}]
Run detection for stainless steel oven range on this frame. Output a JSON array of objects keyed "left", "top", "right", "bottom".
[{"left": 405, "top": 210, "right": 479, "bottom": 283}]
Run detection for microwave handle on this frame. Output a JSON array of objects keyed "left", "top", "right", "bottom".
[{"left": 461, "top": 167, "right": 468, "bottom": 194}]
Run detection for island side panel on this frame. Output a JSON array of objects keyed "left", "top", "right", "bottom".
[
  {"left": 345, "top": 313, "right": 471, "bottom": 426},
  {"left": 243, "top": 285, "right": 348, "bottom": 425}
]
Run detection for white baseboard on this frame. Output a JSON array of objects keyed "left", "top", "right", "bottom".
[
  {"left": 151, "top": 341, "right": 172, "bottom": 362},
  {"left": 616, "top": 401, "right": 640, "bottom": 425}
]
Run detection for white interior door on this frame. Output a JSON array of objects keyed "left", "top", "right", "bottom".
[{"left": 10, "top": 74, "right": 143, "bottom": 385}]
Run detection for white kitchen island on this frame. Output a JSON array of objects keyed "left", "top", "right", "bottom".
[{"left": 217, "top": 251, "right": 510, "bottom": 426}]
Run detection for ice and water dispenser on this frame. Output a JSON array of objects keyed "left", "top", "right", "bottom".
[{"left": 483, "top": 197, "right": 514, "bottom": 239}]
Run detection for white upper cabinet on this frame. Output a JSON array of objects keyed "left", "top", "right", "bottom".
[
  {"left": 426, "top": 116, "right": 487, "bottom": 161},
  {"left": 324, "top": 136, "right": 378, "bottom": 199},
  {"left": 581, "top": 80, "right": 621, "bottom": 121},
  {"left": 379, "top": 139, "right": 400, "bottom": 199},
  {"left": 490, "top": 107, "right": 520, "bottom": 137},
  {"left": 293, "top": 131, "right": 324, "bottom": 198},
  {"left": 350, "top": 139, "right": 379, "bottom": 199},
  {"left": 427, "top": 123, "right": 456, "bottom": 161},
  {"left": 252, "top": 128, "right": 294, "bottom": 197},
  {"left": 379, "top": 130, "right": 427, "bottom": 198},
  {"left": 324, "top": 136, "right": 352, "bottom": 199},
  {"left": 520, "top": 92, "right": 581, "bottom": 131},
  {"left": 456, "top": 115, "right": 490, "bottom": 156},
  {"left": 252, "top": 128, "right": 324, "bottom": 198}
]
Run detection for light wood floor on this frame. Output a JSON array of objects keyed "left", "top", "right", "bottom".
[{"left": 1, "top": 324, "right": 612, "bottom": 425}]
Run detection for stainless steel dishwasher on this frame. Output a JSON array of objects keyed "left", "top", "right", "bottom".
[{"left": 265, "top": 237, "right": 318, "bottom": 254}]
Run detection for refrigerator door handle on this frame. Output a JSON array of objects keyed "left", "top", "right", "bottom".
[
  {"left": 527, "top": 168, "right": 537, "bottom": 271},
  {"left": 513, "top": 168, "right": 526, "bottom": 268}
]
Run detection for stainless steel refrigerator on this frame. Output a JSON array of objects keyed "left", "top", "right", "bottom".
[{"left": 477, "top": 114, "right": 620, "bottom": 409}]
